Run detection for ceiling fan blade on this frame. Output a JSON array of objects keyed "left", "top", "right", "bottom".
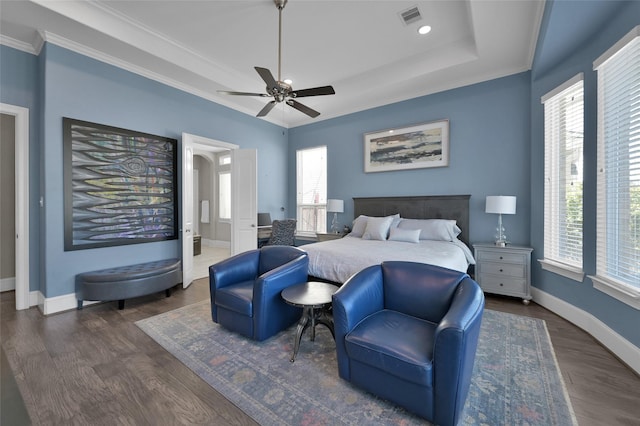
[
  {"left": 255, "top": 67, "right": 279, "bottom": 91},
  {"left": 286, "top": 99, "right": 320, "bottom": 118},
  {"left": 257, "top": 101, "right": 277, "bottom": 117},
  {"left": 218, "top": 90, "right": 270, "bottom": 97},
  {"left": 290, "top": 86, "right": 336, "bottom": 98}
]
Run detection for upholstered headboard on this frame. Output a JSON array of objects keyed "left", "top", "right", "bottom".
[{"left": 353, "top": 195, "right": 471, "bottom": 246}]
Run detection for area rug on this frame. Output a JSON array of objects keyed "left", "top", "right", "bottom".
[{"left": 136, "top": 301, "right": 577, "bottom": 425}]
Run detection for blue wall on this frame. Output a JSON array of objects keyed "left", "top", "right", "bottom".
[
  {"left": 2, "top": 43, "right": 289, "bottom": 298},
  {"left": 289, "top": 72, "right": 532, "bottom": 246},
  {"left": 0, "top": 44, "right": 41, "bottom": 291},
  {"left": 530, "top": 1, "right": 640, "bottom": 346}
]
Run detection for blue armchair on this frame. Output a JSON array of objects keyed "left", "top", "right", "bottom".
[
  {"left": 332, "top": 261, "right": 485, "bottom": 426},
  {"left": 209, "top": 245, "right": 309, "bottom": 341}
]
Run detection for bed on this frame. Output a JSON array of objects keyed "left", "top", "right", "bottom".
[{"left": 303, "top": 195, "right": 474, "bottom": 284}]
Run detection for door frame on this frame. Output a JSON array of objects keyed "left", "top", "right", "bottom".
[{"left": 1, "top": 103, "right": 30, "bottom": 310}]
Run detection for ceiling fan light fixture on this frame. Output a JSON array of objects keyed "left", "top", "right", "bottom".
[
  {"left": 217, "top": 0, "right": 335, "bottom": 118},
  {"left": 418, "top": 25, "right": 432, "bottom": 35}
]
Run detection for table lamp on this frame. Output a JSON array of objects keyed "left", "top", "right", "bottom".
[
  {"left": 326, "top": 199, "right": 344, "bottom": 233},
  {"left": 485, "top": 196, "right": 516, "bottom": 246}
]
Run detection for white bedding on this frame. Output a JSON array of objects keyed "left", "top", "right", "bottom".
[{"left": 302, "top": 235, "right": 475, "bottom": 284}]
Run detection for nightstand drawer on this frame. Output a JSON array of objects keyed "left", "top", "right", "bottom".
[
  {"left": 480, "top": 262, "right": 525, "bottom": 278},
  {"left": 478, "top": 274, "right": 527, "bottom": 295},
  {"left": 476, "top": 250, "right": 526, "bottom": 264}
]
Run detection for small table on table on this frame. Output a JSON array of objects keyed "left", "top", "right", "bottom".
[{"left": 281, "top": 281, "right": 339, "bottom": 362}]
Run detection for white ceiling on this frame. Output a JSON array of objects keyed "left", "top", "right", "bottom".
[{"left": 0, "top": 0, "right": 545, "bottom": 128}]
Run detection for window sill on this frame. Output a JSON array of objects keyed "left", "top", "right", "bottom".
[
  {"left": 538, "top": 259, "right": 584, "bottom": 282},
  {"left": 589, "top": 275, "right": 640, "bottom": 310}
]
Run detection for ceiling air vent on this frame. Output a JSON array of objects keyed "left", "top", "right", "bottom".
[{"left": 399, "top": 6, "right": 422, "bottom": 26}]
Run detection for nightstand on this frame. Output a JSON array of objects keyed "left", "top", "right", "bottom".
[
  {"left": 472, "top": 243, "right": 533, "bottom": 305},
  {"left": 315, "top": 232, "right": 345, "bottom": 242}
]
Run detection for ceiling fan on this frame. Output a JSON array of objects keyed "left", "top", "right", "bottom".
[{"left": 218, "top": 0, "right": 335, "bottom": 118}]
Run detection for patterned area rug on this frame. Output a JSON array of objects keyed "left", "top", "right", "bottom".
[{"left": 136, "top": 301, "right": 577, "bottom": 425}]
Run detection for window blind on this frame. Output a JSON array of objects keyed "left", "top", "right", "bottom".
[
  {"left": 296, "top": 146, "right": 327, "bottom": 233},
  {"left": 594, "top": 29, "right": 640, "bottom": 290},
  {"left": 542, "top": 75, "right": 584, "bottom": 270},
  {"left": 296, "top": 146, "right": 327, "bottom": 205}
]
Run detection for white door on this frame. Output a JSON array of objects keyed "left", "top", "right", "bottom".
[
  {"left": 181, "top": 140, "right": 195, "bottom": 288},
  {"left": 231, "top": 149, "right": 257, "bottom": 255}
]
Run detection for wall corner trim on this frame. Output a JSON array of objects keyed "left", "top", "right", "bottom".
[{"left": 531, "top": 287, "right": 640, "bottom": 375}]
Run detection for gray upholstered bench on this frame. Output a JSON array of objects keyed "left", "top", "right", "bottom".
[{"left": 76, "top": 258, "right": 182, "bottom": 310}]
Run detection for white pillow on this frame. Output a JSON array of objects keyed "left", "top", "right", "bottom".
[
  {"left": 388, "top": 227, "right": 421, "bottom": 243},
  {"left": 350, "top": 213, "right": 400, "bottom": 238},
  {"left": 362, "top": 216, "right": 394, "bottom": 240},
  {"left": 390, "top": 215, "right": 402, "bottom": 229},
  {"left": 350, "top": 215, "right": 369, "bottom": 237},
  {"left": 397, "top": 219, "right": 461, "bottom": 241}
]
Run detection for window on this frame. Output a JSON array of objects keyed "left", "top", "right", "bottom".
[
  {"left": 219, "top": 154, "right": 231, "bottom": 165},
  {"left": 540, "top": 74, "right": 584, "bottom": 281},
  {"left": 218, "top": 171, "right": 230, "bottom": 220},
  {"left": 296, "top": 146, "right": 327, "bottom": 236},
  {"left": 218, "top": 153, "right": 231, "bottom": 221},
  {"left": 591, "top": 26, "right": 640, "bottom": 308}
]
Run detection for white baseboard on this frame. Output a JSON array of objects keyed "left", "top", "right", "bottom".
[
  {"left": 531, "top": 287, "right": 640, "bottom": 375},
  {"left": 36, "top": 291, "right": 99, "bottom": 315},
  {"left": 0, "top": 277, "right": 16, "bottom": 292}
]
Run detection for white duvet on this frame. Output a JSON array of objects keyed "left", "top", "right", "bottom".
[{"left": 302, "top": 236, "right": 475, "bottom": 284}]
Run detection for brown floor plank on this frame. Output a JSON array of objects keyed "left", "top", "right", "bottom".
[{"left": 1, "top": 280, "right": 639, "bottom": 425}]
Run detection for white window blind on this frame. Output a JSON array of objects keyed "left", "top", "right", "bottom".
[
  {"left": 542, "top": 75, "right": 584, "bottom": 272},
  {"left": 593, "top": 27, "right": 640, "bottom": 295},
  {"left": 296, "top": 146, "right": 327, "bottom": 234}
]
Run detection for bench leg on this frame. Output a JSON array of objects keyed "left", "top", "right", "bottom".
[{"left": 118, "top": 300, "right": 125, "bottom": 310}]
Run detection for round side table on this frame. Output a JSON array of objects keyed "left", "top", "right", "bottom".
[{"left": 281, "top": 281, "right": 338, "bottom": 362}]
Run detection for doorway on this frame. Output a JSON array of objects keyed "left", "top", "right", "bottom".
[
  {"left": 181, "top": 133, "right": 257, "bottom": 288},
  {"left": 0, "top": 104, "right": 29, "bottom": 310},
  {"left": 191, "top": 151, "right": 231, "bottom": 279}
]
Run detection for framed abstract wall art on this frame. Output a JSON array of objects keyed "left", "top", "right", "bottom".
[
  {"left": 63, "top": 118, "right": 178, "bottom": 251},
  {"left": 364, "top": 119, "right": 449, "bottom": 173}
]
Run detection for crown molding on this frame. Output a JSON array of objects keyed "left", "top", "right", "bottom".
[
  {"left": 0, "top": 35, "right": 37, "bottom": 55},
  {"left": 35, "top": 30, "right": 285, "bottom": 127}
]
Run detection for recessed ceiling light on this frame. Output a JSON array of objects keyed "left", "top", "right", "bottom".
[
  {"left": 284, "top": 78, "right": 293, "bottom": 85},
  {"left": 418, "top": 25, "right": 432, "bottom": 35}
]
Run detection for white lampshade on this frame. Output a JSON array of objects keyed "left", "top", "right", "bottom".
[
  {"left": 327, "top": 199, "right": 344, "bottom": 213},
  {"left": 485, "top": 196, "right": 516, "bottom": 215}
]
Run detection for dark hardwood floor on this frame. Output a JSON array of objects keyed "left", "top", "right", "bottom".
[{"left": 2, "top": 279, "right": 639, "bottom": 425}]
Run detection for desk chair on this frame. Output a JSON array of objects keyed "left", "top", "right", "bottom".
[{"left": 264, "top": 219, "right": 297, "bottom": 246}]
